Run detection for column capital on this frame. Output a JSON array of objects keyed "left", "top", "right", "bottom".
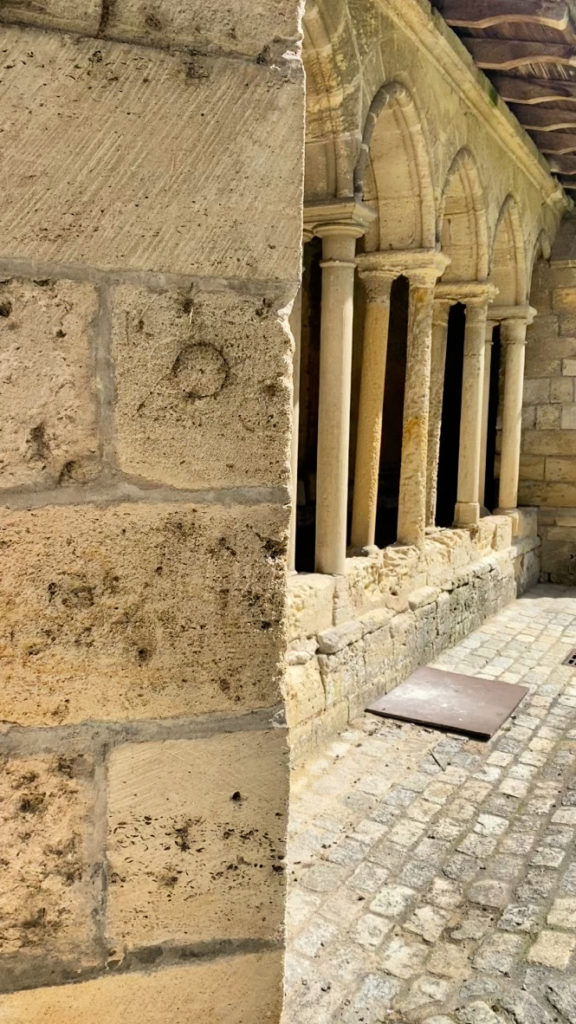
[
  {"left": 490, "top": 304, "right": 537, "bottom": 327},
  {"left": 434, "top": 280, "right": 498, "bottom": 307},
  {"left": 356, "top": 252, "right": 396, "bottom": 302},
  {"left": 303, "top": 198, "right": 376, "bottom": 240},
  {"left": 364, "top": 248, "right": 449, "bottom": 286}
]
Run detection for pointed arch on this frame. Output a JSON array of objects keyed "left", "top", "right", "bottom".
[
  {"left": 354, "top": 81, "right": 436, "bottom": 251},
  {"left": 491, "top": 195, "right": 528, "bottom": 305},
  {"left": 439, "top": 149, "right": 490, "bottom": 282}
]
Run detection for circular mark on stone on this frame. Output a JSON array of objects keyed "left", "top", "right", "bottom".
[
  {"left": 0, "top": 299, "right": 12, "bottom": 317},
  {"left": 172, "top": 343, "right": 228, "bottom": 399}
]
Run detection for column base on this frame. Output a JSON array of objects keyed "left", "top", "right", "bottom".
[
  {"left": 454, "top": 501, "right": 480, "bottom": 527},
  {"left": 495, "top": 508, "right": 520, "bottom": 537}
]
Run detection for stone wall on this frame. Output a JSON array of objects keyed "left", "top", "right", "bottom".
[
  {"left": 286, "top": 513, "right": 539, "bottom": 760},
  {"left": 521, "top": 231, "right": 576, "bottom": 585},
  {"left": 0, "top": 4, "right": 304, "bottom": 1021}
]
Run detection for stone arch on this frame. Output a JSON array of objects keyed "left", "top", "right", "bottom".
[
  {"left": 354, "top": 82, "right": 436, "bottom": 251},
  {"left": 439, "top": 149, "right": 490, "bottom": 281},
  {"left": 491, "top": 195, "right": 528, "bottom": 305},
  {"left": 303, "top": 0, "right": 362, "bottom": 198}
]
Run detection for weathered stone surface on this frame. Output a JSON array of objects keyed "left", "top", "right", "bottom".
[
  {"left": 283, "top": 660, "right": 325, "bottom": 728},
  {"left": 106, "top": 0, "right": 301, "bottom": 57},
  {"left": 0, "top": 502, "right": 287, "bottom": 725},
  {"left": 0, "top": 279, "right": 99, "bottom": 490},
  {"left": 106, "top": 732, "right": 288, "bottom": 947},
  {"left": 0, "top": 753, "right": 98, "bottom": 984},
  {"left": 286, "top": 574, "right": 335, "bottom": 641},
  {"left": 112, "top": 286, "right": 291, "bottom": 489},
  {"left": 0, "top": 27, "right": 303, "bottom": 280},
  {"left": 0, "top": 0, "right": 101, "bottom": 35},
  {"left": 0, "top": 953, "right": 283, "bottom": 1022}
]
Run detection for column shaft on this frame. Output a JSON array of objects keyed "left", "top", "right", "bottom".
[
  {"left": 426, "top": 301, "right": 451, "bottom": 527},
  {"left": 288, "top": 285, "right": 303, "bottom": 571},
  {"left": 454, "top": 302, "right": 489, "bottom": 526},
  {"left": 350, "top": 273, "right": 393, "bottom": 549},
  {"left": 315, "top": 227, "right": 360, "bottom": 574},
  {"left": 498, "top": 318, "right": 528, "bottom": 511},
  {"left": 478, "top": 321, "right": 495, "bottom": 508},
  {"left": 397, "top": 269, "right": 444, "bottom": 546}
]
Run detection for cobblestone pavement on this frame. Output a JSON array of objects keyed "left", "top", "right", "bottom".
[{"left": 283, "top": 585, "right": 576, "bottom": 1024}]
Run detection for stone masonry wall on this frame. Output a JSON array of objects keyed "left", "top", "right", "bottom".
[
  {"left": 521, "top": 249, "right": 576, "bottom": 585},
  {"left": 0, "top": 4, "right": 304, "bottom": 1021},
  {"left": 286, "top": 513, "right": 540, "bottom": 760}
]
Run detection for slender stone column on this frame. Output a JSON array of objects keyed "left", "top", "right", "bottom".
[
  {"left": 288, "top": 283, "right": 303, "bottom": 572},
  {"left": 350, "top": 258, "right": 395, "bottom": 550},
  {"left": 478, "top": 319, "right": 496, "bottom": 508},
  {"left": 425, "top": 299, "right": 451, "bottom": 527},
  {"left": 397, "top": 252, "right": 450, "bottom": 547},
  {"left": 454, "top": 289, "right": 496, "bottom": 526},
  {"left": 304, "top": 201, "right": 374, "bottom": 574},
  {"left": 496, "top": 305, "right": 537, "bottom": 511}
]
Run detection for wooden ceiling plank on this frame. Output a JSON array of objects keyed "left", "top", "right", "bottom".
[
  {"left": 467, "top": 39, "right": 576, "bottom": 70},
  {"left": 492, "top": 74, "right": 576, "bottom": 103},
  {"left": 437, "top": 0, "right": 569, "bottom": 31},
  {"left": 530, "top": 129, "right": 576, "bottom": 153},
  {"left": 547, "top": 153, "right": 576, "bottom": 172},
  {"left": 511, "top": 104, "right": 576, "bottom": 128}
]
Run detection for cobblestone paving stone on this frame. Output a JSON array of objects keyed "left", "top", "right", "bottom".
[{"left": 283, "top": 585, "right": 576, "bottom": 1024}]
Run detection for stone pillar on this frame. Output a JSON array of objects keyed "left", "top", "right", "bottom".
[
  {"left": 478, "top": 319, "right": 496, "bottom": 508},
  {"left": 425, "top": 300, "right": 452, "bottom": 527},
  {"left": 288, "top": 283, "right": 303, "bottom": 572},
  {"left": 497, "top": 306, "right": 537, "bottom": 511},
  {"left": 397, "top": 253, "right": 450, "bottom": 547},
  {"left": 454, "top": 288, "right": 496, "bottom": 526},
  {"left": 0, "top": 4, "right": 305, "bottom": 1022},
  {"left": 350, "top": 257, "right": 395, "bottom": 549},
  {"left": 305, "top": 201, "right": 375, "bottom": 574}
]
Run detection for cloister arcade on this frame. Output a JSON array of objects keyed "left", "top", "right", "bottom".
[{"left": 289, "top": 0, "right": 555, "bottom": 580}]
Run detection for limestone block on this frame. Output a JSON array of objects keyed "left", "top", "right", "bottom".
[
  {"left": 522, "top": 430, "right": 576, "bottom": 456},
  {"left": 317, "top": 620, "right": 363, "bottom": 655},
  {"left": 283, "top": 659, "right": 325, "bottom": 728},
  {"left": 0, "top": 953, "right": 283, "bottom": 1023},
  {"left": 0, "top": 0, "right": 100, "bottom": 34},
  {"left": 561, "top": 404, "right": 576, "bottom": 429},
  {"left": 559, "top": 314, "right": 576, "bottom": 337},
  {"left": 536, "top": 405, "right": 561, "bottom": 430},
  {"left": 521, "top": 406, "right": 535, "bottom": 429},
  {"left": 515, "top": 508, "right": 538, "bottom": 540},
  {"left": 408, "top": 586, "right": 440, "bottom": 610},
  {"left": 523, "top": 378, "right": 549, "bottom": 404},
  {"left": 0, "top": 502, "right": 287, "bottom": 726},
  {"left": 106, "top": 0, "right": 301, "bottom": 57},
  {"left": 0, "top": 754, "right": 99, "bottom": 989},
  {"left": 541, "top": 535, "right": 576, "bottom": 584},
  {"left": 286, "top": 574, "right": 335, "bottom": 640},
  {"left": 112, "top": 286, "right": 291, "bottom": 489},
  {"left": 562, "top": 359, "right": 576, "bottom": 376},
  {"left": 545, "top": 457, "right": 576, "bottom": 483},
  {"left": 0, "top": 27, "right": 303, "bottom": 280},
  {"left": 317, "top": 642, "right": 365, "bottom": 707},
  {"left": 106, "top": 732, "right": 287, "bottom": 948},
  {"left": 519, "top": 481, "right": 576, "bottom": 507},
  {"left": 553, "top": 287, "right": 576, "bottom": 312},
  {"left": 0, "top": 279, "right": 99, "bottom": 490},
  {"left": 364, "top": 624, "right": 395, "bottom": 686},
  {"left": 550, "top": 377, "right": 574, "bottom": 403}
]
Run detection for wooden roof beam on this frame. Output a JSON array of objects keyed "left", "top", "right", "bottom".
[
  {"left": 530, "top": 130, "right": 576, "bottom": 153},
  {"left": 511, "top": 104, "right": 576, "bottom": 129},
  {"left": 547, "top": 154, "right": 576, "bottom": 173},
  {"left": 437, "top": 1, "right": 569, "bottom": 31},
  {"left": 492, "top": 74, "right": 576, "bottom": 104},
  {"left": 467, "top": 39, "right": 576, "bottom": 70}
]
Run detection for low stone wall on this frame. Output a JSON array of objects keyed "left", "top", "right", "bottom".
[{"left": 285, "top": 512, "right": 540, "bottom": 760}]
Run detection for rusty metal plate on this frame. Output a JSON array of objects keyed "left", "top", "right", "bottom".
[{"left": 366, "top": 667, "right": 528, "bottom": 740}]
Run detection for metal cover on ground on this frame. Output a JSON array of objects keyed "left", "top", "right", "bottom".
[{"left": 366, "top": 667, "right": 528, "bottom": 740}]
